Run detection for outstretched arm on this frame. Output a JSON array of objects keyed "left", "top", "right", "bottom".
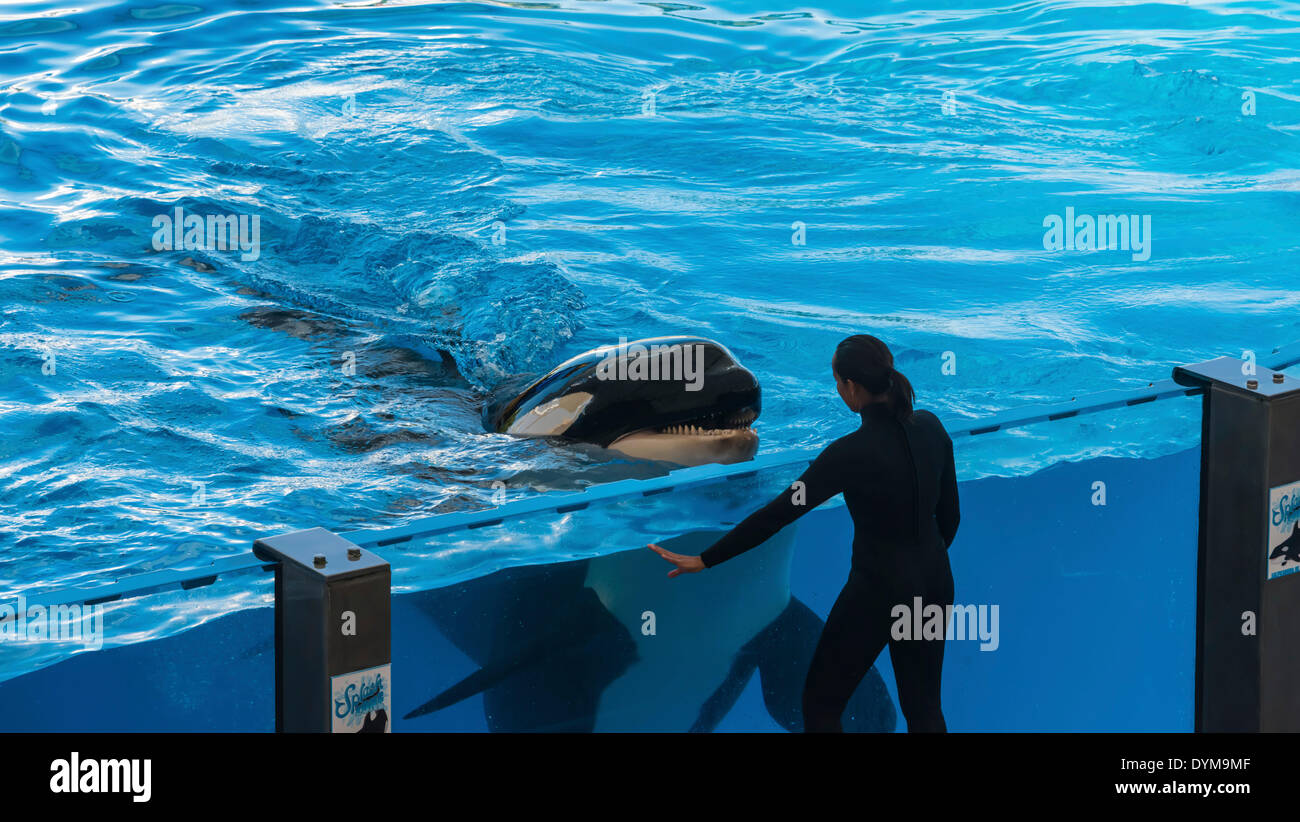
[{"left": 649, "top": 441, "right": 848, "bottom": 576}]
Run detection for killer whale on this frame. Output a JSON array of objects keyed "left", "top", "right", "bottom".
[
  {"left": 484, "top": 336, "right": 761, "bottom": 465},
  {"left": 1270, "top": 522, "right": 1300, "bottom": 565},
  {"left": 404, "top": 336, "right": 897, "bottom": 732},
  {"left": 357, "top": 709, "right": 388, "bottom": 733}
]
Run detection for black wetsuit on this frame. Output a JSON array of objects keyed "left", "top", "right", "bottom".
[{"left": 699, "top": 402, "right": 960, "bottom": 732}]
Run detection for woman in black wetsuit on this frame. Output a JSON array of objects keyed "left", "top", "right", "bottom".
[{"left": 648, "top": 334, "right": 960, "bottom": 733}]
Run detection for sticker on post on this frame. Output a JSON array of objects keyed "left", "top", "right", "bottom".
[
  {"left": 1267, "top": 480, "right": 1300, "bottom": 580},
  {"left": 331, "top": 663, "right": 391, "bottom": 732}
]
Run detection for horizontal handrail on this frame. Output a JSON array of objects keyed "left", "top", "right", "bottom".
[
  {"left": 1, "top": 555, "right": 276, "bottom": 624},
  {"left": 1267, "top": 339, "right": 1300, "bottom": 372},
  {"left": 13, "top": 343, "right": 1296, "bottom": 613},
  {"left": 337, "top": 376, "right": 1203, "bottom": 548}
]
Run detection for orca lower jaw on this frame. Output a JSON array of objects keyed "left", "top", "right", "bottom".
[
  {"left": 649, "top": 408, "right": 758, "bottom": 437},
  {"left": 607, "top": 409, "right": 759, "bottom": 467}
]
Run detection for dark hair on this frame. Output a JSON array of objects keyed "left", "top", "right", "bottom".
[{"left": 832, "top": 334, "right": 914, "bottom": 421}]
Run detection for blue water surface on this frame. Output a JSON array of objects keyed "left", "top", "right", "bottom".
[{"left": 1, "top": 0, "right": 1297, "bottom": 674}]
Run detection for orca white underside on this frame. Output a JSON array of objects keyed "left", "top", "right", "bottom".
[{"left": 582, "top": 527, "right": 796, "bottom": 732}]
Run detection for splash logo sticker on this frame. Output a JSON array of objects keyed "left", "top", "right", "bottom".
[
  {"left": 1266, "top": 480, "right": 1300, "bottom": 580},
  {"left": 332, "top": 663, "right": 390, "bottom": 732}
]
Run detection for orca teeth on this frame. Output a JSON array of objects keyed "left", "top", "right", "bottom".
[{"left": 654, "top": 412, "right": 757, "bottom": 436}]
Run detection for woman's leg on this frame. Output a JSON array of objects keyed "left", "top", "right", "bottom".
[
  {"left": 887, "top": 625, "right": 947, "bottom": 732},
  {"left": 888, "top": 558, "right": 955, "bottom": 732},
  {"left": 801, "top": 571, "right": 891, "bottom": 732}
]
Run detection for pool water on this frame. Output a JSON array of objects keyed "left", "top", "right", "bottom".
[{"left": 0, "top": 0, "right": 1293, "bottom": 679}]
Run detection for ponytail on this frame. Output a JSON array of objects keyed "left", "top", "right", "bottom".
[
  {"left": 833, "top": 335, "right": 915, "bottom": 421},
  {"left": 884, "top": 364, "right": 915, "bottom": 421}
]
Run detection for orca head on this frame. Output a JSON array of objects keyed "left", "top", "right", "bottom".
[{"left": 487, "top": 336, "right": 760, "bottom": 466}]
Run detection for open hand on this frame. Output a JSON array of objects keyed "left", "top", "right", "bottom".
[{"left": 647, "top": 543, "right": 705, "bottom": 577}]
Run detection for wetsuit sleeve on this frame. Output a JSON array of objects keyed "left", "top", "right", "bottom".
[
  {"left": 937, "top": 430, "right": 960, "bottom": 549},
  {"left": 699, "top": 441, "right": 847, "bottom": 569}
]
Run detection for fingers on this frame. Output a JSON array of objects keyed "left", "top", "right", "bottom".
[
  {"left": 647, "top": 543, "right": 701, "bottom": 577},
  {"left": 648, "top": 543, "right": 680, "bottom": 562},
  {"left": 649, "top": 544, "right": 683, "bottom": 576}
]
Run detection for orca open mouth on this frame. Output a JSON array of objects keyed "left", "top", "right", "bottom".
[
  {"left": 608, "top": 405, "right": 759, "bottom": 466},
  {"left": 650, "top": 408, "right": 759, "bottom": 437}
]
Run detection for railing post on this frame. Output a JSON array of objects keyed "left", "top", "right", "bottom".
[
  {"left": 253, "top": 527, "right": 391, "bottom": 733},
  {"left": 1173, "top": 356, "right": 1300, "bottom": 731}
]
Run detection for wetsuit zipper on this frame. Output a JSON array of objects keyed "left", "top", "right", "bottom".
[{"left": 895, "top": 416, "right": 921, "bottom": 546}]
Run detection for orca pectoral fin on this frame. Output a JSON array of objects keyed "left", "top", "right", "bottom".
[
  {"left": 689, "top": 649, "right": 760, "bottom": 733},
  {"left": 403, "top": 586, "right": 637, "bottom": 730},
  {"left": 402, "top": 620, "right": 578, "bottom": 720},
  {"left": 404, "top": 662, "right": 524, "bottom": 720},
  {"left": 840, "top": 661, "right": 897, "bottom": 734},
  {"left": 751, "top": 596, "right": 898, "bottom": 733}
]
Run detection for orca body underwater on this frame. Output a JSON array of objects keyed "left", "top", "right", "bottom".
[{"left": 405, "top": 336, "right": 897, "bottom": 732}]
